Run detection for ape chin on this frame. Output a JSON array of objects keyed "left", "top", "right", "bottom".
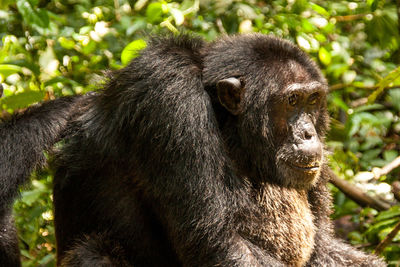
[
  {"left": 276, "top": 153, "right": 323, "bottom": 189},
  {"left": 277, "top": 162, "right": 322, "bottom": 189}
]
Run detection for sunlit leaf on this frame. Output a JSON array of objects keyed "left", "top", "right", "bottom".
[
  {"left": 296, "top": 35, "right": 311, "bottom": 51},
  {"left": 121, "top": 39, "right": 147, "bottom": 66},
  {"left": 134, "top": 0, "right": 148, "bottom": 11},
  {"left": 58, "top": 37, "right": 75, "bottom": 49},
  {"left": 367, "top": 0, "right": 379, "bottom": 11},
  {"left": 309, "top": 3, "right": 329, "bottom": 17},
  {"left": 170, "top": 7, "right": 184, "bottom": 26},
  {"left": 319, "top": 47, "right": 331, "bottom": 65},
  {"left": 146, "top": 2, "right": 164, "bottom": 24},
  {"left": 0, "top": 64, "right": 22, "bottom": 77},
  {"left": 0, "top": 90, "right": 45, "bottom": 110},
  {"left": 368, "top": 66, "right": 400, "bottom": 103}
]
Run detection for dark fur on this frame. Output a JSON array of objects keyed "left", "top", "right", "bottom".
[
  {"left": 1, "top": 34, "right": 386, "bottom": 266},
  {"left": 0, "top": 95, "right": 93, "bottom": 266}
]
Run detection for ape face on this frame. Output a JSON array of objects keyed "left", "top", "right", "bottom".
[
  {"left": 204, "top": 34, "right": 329, "bottom": 189},
  {"left": 268, "top": 79, "right": 328, "bottom": 188}
]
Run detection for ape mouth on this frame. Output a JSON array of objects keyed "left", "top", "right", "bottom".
[{"left": 286, "top": 161, "right": 320, "bottom": 172}]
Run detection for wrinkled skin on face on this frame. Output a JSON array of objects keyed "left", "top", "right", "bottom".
[
  {"left": 240, "top": 59, "right": 329, "bottom": 189},
  {"left": 270, "top": 80, "right": 328, "bottom": 188},
  {"left": 204, "top": 36, "right": 329, "bottom": 189}
]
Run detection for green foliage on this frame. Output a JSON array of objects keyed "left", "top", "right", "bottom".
[
  {"left": 1, "top": 0, "right": 400, "bottom": 265},
  {"left": 121, "top": 39, "right": 147, "bottom": 66},
  {"left": 13, "top": 173, "right": 55, "bottom": 266}
]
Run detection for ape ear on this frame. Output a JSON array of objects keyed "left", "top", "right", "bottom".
[{"left": 216, "top": 77, "right": 245, "bottom": 115}]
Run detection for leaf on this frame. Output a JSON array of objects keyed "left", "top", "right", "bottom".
[
  {"left": 309, "top": 3, "right": 329, "bottom": 17},
  {"left": 20, "top": 189, "right": 42, "bottom": 206},
  {"left": 170, "top": 7, "right": 184, "bottom": 26},
  {"left": 58, "top": 37, "right": 75, "bottom": 49},
  {"left": 378, "top": 226, "right": 400, "bottom": 242},
  {"left": 318, "top": 47, "right": 331, "bottom": 65},
  {"left": 44, "top": 76, "right": 79, "bottom": 87},
  {"left": 361, "top": 148, "right": 381, "bottom": 162},
  {"left": 292, "top": 0, "right": 308, "bottom": 13},
  {"left": 296, "top": 35, "right": 311, "bottom": 51},
  {"left": 0, "top": 0, "right": 14, "bottom": 9},
  {"left": 36, "top": 8, "right": 49, "bottom": 27},
  {"left": 360, "top": 136, "right": 382, "bottom": 150},
  {"left": 330, "top": 91, "right": 349, "bottom": 111},
  {"left": 146, "top": 2, "right": 164, "bottom": 24},
  {"left": 16, "top": 0, "right": 49, "bottom": 29},
  {"left": 368, "top": 66, "right": 400, "bottom": 103},
  {"left": 366, "top": 10, "right": 399, "bottom": 50},
  {"left": 348, "top": 231, "right": 363, "bottom": 243},
  {"left": 38, "top": 46, "right": 59, "bottom": 78},
  {"left": 0, "top": 90, "right": 45, "bottom": 110},
  {"left": 388, "top": 88, "right": 400, "bottom": 112},
  {"left": 38, "top": 254, "right": 55, "bottom": 265},
  {"left": 0, "top": 64, "right": 22, "bottom": 77},
  {"left": 376, "top": 206, "right": 400, "bottom": 222},
  {"left": 5, "top": 59, "right": 40, "bottom": 76},
  {"left": 353, "top": 104, "right": 384, "bottom": 113},
  {"left": 28, "top": 0, "right": 38, "bottom": 6},
  {"left": 365, "top": 218, "right": 399, "bottom": 236},
  {"left": 121, "top": 39, "right": 147, "bottom": 66},
  {"left": 301, "top": 19, "right": 315, "bottom": 33},
  {"left": 383, "top": 150, "right": 398, "bottom": 162},
  {"left": 134, "top": 0, "right": 148, "bottom": 11},
  {"left": 126, "top": 19, "right": 147, "bottom": 36},
  {"left": 367, "top": 0, "right": 379, "bottom": 11},
  {"left": 342, "top": 70, "right": 356, "bottom": 84},
  {"left": 81, "top": 40, "right": 96, "bottom": 55}
]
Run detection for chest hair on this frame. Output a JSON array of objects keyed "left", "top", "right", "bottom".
[{"left": 241, "top": 183, "right": 316, "bottom": 266}]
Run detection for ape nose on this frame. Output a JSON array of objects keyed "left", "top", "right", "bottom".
[
  {"left": 293, "top": 123, "right": 322, "bottom": 164},
  {"left": 303, "top": 123, "right": 316, "bottom": 141},
  {"left": 297, "top": 138, "right": 322, "bottom": 162}
]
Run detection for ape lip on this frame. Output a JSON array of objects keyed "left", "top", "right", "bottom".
[{"left": 286, "top": 161, "right": 320, "bottom": 172}]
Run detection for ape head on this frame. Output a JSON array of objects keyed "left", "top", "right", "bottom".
[{"left": 203, "top": 34, "right": 330, "bottom": 189}]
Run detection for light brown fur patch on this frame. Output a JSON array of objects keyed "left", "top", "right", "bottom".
[{"left": 241, "top": 182, "right": 315, "bottom": 266}]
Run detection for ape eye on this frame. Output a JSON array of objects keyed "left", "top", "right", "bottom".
[
  {"left": 288, "top": 94, "right": 298, "bottom": 106},
  {"left": 309, "top": 93, "right": 319, "bottom": 105}
]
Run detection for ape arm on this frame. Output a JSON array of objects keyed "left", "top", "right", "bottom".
[
  {"left": 307, "top": 226, "right": 386, "bottom": 267},
  {"left": 307, "top": 168, "right": 386, "bottom": 267},
  {"left": 0, "top": 95, "right": 87, "bottom": 208}
]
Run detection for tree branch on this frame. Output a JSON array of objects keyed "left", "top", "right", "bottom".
[
  {"left": 329, "top": 83, "right": 400, "bottom": 91},
  {"left": 374, "top": 220, "right": 400, "bottom": 255},
  {"left": 392, "top": 181, "right": 400, "bottom": 202},
  {"left": 216, "top": 18, "right": 227, "bottom": 34},
  {"left": 328, "top": 169, "right": 391, "bottom": 211},
  {"left": 372, "top": 156, "right": 400, "bottom": 179},
  {"left": 332, "top": 14, "right": 369, "bottom": 22}
]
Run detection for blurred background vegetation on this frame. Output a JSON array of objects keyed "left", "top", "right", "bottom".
[{"left": 1, "top": 0, "right": 400, "bottom": 266}]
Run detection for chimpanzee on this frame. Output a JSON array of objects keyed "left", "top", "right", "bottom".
[{"left": 0, "top": 34, "right": 385, "bottom": 266}]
